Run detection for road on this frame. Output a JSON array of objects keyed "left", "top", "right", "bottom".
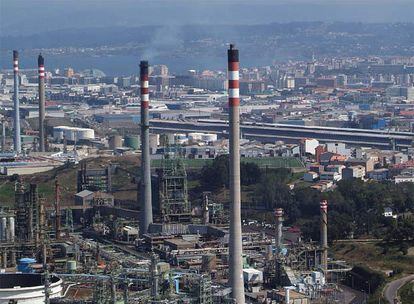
[{"left": 384, "top": 274, "right": 414, "bottom": 304}]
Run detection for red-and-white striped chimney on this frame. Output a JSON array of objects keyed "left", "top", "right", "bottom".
[
  {"left": 38, "top": 54, "right": 46, "bottom": 152},
  {"left": 139, "top": 60, "right": 153, "bottom": 235},
  {"left": 228, "top": 44, "right": 245, "bottom": 304},
  {"left": 13, "top": 50, "right": 21, "bottom": 154}
]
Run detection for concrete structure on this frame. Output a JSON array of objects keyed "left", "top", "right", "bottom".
[
  {"left": 320, "top": 200, "right": 328, "bottom": 273},
  {"left": 275, "top": 208, "right": 283, "bottom": 253},
  {"left": 13, "top": 51, "right": 21, "bottom": 154},
  {"left": 227, "top": 44, "right": 245, "bottom": 304},
  {"left": 38, "top": 54, "right": 46, "bottom": 152},
  {"left": 140, "top": 60, "right": 153, "bottom": 235},
  {"left": 0, "top": 273, "right": 63, "bottom": 303},
  {"left": 150, "top": 120, "right": 414, "bottom": 149}
]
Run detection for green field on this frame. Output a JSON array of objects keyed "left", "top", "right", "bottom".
[{"left": 151, "top": 157, "right": 304, "bottom": 169}]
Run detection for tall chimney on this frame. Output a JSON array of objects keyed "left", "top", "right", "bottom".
[
  {"left": 38, "top": 54, "right": 46, "bottom": 152},
  {"left": 54, "top": 178, "right": 61, "bottom": 240},
  {"left": 275, "top": 208, "right": 284, "bottom": 254},
  {"left": 13, "top": 50, "right": 21, "bottom": 154},
  {"left": 320, "top": 200, "right": 328, "bottom": 272},
  {"left": 228, "top": 44, "right": 245, "bottom": 304},
  {"left": 2, "top": 121, "right": 6, "bottom": 152},
  {"left": 139, "top": 60, "right": 153, "bottom": 235}
]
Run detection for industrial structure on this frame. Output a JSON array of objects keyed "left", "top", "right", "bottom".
[
  {"left": 320, "top": 200, "right": 328, "bottom": 274},
  {"left": 38, "top": 54, "right": 46, "bottom": 152},
  {"left": 158, "top": 156, "right": 192, "bottom": 223},
  {"left": 149, "top": 119, "right": 414, "bottom": 149},
  {"left": 140, "top": 60, "right": 153, "bottom": 235},
  {"left": 13, "top": 50, "right": 21, "bottom": 154},
  {"left": 227, "top": 44, "right": 245, "bottom": 304}
]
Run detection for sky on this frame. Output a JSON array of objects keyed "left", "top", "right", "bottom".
[{"left": 1, "top": 0, "right": 414, "bottom": 36}]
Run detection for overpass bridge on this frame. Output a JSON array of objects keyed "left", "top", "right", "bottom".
[{"left": 150, "top": 119, "right": 414, "bottom": 149}]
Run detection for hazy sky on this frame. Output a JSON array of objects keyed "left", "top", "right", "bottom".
[{"left": 1, "top": 0, "right": 414, "bottom": 36}]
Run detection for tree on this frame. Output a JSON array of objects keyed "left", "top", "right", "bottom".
[{"left": 200, "top": 155, "right": 262, "bottom": 190}]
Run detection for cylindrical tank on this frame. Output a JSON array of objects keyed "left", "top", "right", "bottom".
[
  {"left": 0, "top": 218, "right": 6, "bottom": 242},
  {"left": 67, "top": 260, "right": 77, "bottom": 273},
  {"left": 149, "top": 134, "right": 159, "bottom": 153},
  {"left": 124, "top": 135, "right": 140, "bottom": 150},
  {"left": 7, "top": 217, "right": 14, "bottom": 242},
  {"left": 109, "top": 135, "right": 122, "bottom": 150},
  {"left": 17, "top": 258, "right": 36, "bottom": 273},
  {"left": 0, "top": 273, "right": 63, "bottom": 303}
]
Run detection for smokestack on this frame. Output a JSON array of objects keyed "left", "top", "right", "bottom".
[
  {"left": 54, "top": 178, "right": 61, "bottom": 240},
  {"left": 275, "top": 208, "right": 284, "bottom": 254},
  {"left": 139, "top": 60, "right": 153, "bottom": 235},
  {"left": 2, "top": 121, "right": 6, "bottom": 152},
  {"left": 38, "top": 54, "right": 46, "bottom": 152},
  {"left": 13, "top": 50, "right": 21, "bottom": 154},
  {"left": 227, "top": 44, "right": 245, "bottom": 304},
  {"left": 320, "top": 200, "right": 328, "bottom": 272}
]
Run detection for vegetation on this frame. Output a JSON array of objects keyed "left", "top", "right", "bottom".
[{"left": 399, "top": 281, "right": 414, "bottom": 304}]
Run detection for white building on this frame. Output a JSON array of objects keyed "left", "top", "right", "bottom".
[
  {"left": 301, "top": 138, "right": 319, "bottom": 156},
  {"left": 326, "top": 142, "right": 351, "bottom": 157}
]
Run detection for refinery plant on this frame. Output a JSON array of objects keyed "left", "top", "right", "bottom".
[{"left": 0, "top": 45, "right": 359, "bottom": 304}]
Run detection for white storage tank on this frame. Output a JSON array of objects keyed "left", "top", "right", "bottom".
[
  {"left": 53, "top": 126, "right": 95, "bottom": 141},
  {"left": 0, "top": 273, "right": 63, "bottom": 303},
  {"left": 8, "top": 217, "right": 14, "bottom": 242}
]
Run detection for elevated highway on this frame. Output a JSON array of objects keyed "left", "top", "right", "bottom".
[{"left": 150, "top": 119, "right": 414, "bottom": 149}]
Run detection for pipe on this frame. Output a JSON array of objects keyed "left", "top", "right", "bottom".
[
  {"left": 227, "top": 44, "right": 245, "bottom": 304},
  {"left": 320, "top": 200, "right": 328, "bottom": 273},
  {"left": 38, "top": 54, "right": 46, "bottom": 152},
  {"left": 275, "top": 208, "right": 283, "bottom": 254},
  {"left": 13, "top": 50, "right": 21, "bottom": 154},
  {"left": 139, "top": 60, "right": 153, "bottom": 235}
]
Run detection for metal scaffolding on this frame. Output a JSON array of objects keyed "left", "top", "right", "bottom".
[{"left": 158, "top": 156, "right": 191, "bottom": 223}]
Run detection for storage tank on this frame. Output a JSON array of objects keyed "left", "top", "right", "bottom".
[
  {"left": 124, "top": 135, "right": 140, "bottom": 150},
  {"left": 109, "top": 135, "right": 123, "bottom": 150},
  {"left": 149, "top": 134, "right": 159, "bottom": 153},
  {"left": 17, "top": 258, "right": 36, "bottom": 273},
  {"left": 0, "top": 273, "right": 63, "bottom": 303},
  {"left": 0, "top": 218, "right": 6, "bottom": 241},
  {"left": 7, "top": 217, "right": 14, "bottom": 242}
]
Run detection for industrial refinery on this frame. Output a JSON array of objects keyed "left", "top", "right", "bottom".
[
  {"left": 1, "top": 4, "right": 414, "bottom": 303},
  {"left": 0, "top": 45, "right": 356, "bottom": 304}
]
